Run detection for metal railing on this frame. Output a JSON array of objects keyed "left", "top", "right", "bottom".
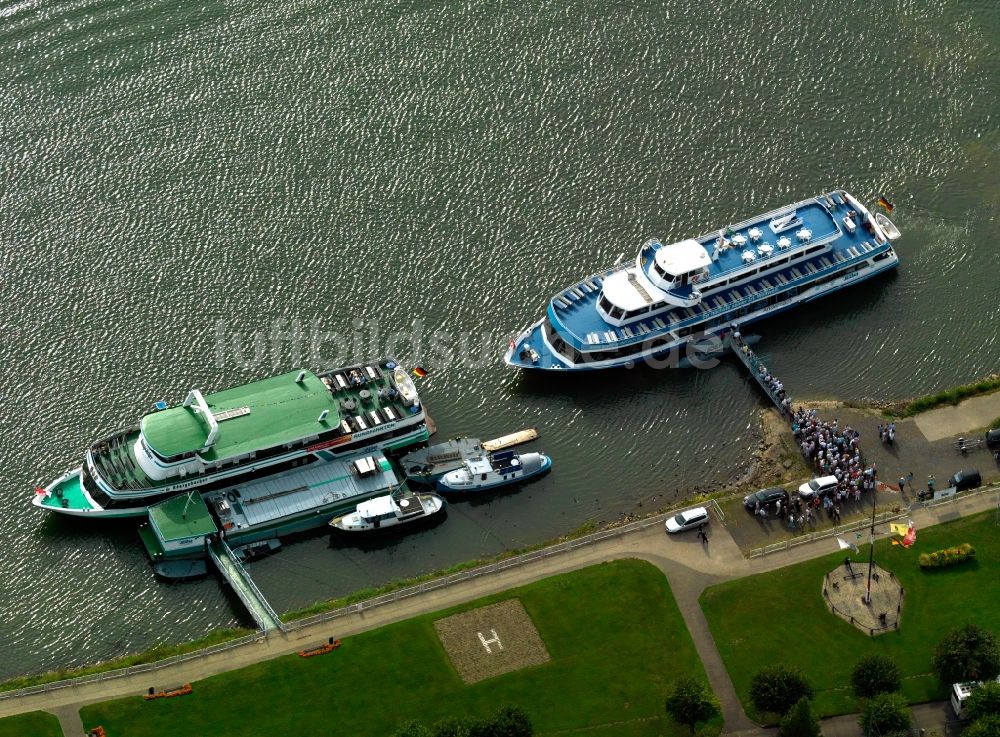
[
  {"left": 210, "top": 541, "right": 285, "bottom": 633},
  {"left": 915, "top": 481, "right": 999, "bottom": 509},
  {"left": 284, "top": 498, "right": 729, "bottom": 633},
  {"left": 283, "top": 511, "right": 681, "bottom": 632},
  {"left": 747, "top": 509, "right": 910, "bottom": 559},
  {"left": 748, "top": 481, "right": 1000, "bottom": 558},
  {"left": 0, "top": 632, "right": 265, "bottom": 702}
]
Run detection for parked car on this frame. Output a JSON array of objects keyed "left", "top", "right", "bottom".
[
  {"left": 948, "top": 469, "right": 982, "bottom": 492},
  {"left": 986, "top": 428, "right": 1000, "bottom": 450},
  {"left": 665, "top": 507, "right": 709, "bottom": 534},
  {"left": 798, "top": 475, "right": 838, "bottom": 499},
  {"left": 743, "top": 486, "right": 790, "bottom": 510}
]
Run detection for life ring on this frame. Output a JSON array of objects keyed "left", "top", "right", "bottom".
[{"left": 226, "top": 491, "right": 237, "bottom": 503}]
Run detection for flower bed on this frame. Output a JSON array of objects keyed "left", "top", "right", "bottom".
[{"left": 919, "top": 543, "right": 976, "bottom": 569}]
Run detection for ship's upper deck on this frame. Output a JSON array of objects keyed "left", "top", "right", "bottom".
[
  {"left": 140, "top": 371, "right": 338, "bottom": 461},
  {"left": 543, "top": 191, "right": 891, "bottom": 352}
]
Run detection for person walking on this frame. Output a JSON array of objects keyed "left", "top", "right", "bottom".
[{"left": 899, "top": 475, "right": 906, "bottom": 494}]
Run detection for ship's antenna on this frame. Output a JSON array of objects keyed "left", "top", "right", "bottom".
[{"left": 182, "top": 489, "right": 196, "bottom": 519}]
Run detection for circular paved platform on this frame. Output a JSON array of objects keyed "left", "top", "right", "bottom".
[{"left": 823, "top": 561, "right": 904, "bottom": 636}]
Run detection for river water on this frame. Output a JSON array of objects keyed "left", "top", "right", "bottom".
[{"left": 1, "top": 0, "right": 998, "bottom": 679}]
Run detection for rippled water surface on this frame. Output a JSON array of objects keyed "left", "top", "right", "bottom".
[{"left": 1, "top": 0, "right": 998, "bottom": 678}]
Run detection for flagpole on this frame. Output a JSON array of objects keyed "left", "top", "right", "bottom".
[{"left": 865, "top": 473, "right": 877, "bottom": 605}]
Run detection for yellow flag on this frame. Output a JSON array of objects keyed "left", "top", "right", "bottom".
[{"left": 890, "top": 523, "right": 909, "bottom": 536}]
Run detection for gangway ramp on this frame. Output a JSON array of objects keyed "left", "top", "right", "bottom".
[
  {"left": 727, "top": 333, "right": 789, "bottom": 414},
  {"left": 209, "top": 540, "right": 284, "bottom": 633}
]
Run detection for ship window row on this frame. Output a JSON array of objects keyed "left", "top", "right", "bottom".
[
  {"left": 706, "top": 244, "right": 826, "bottom": 290},
  {"left": 598, "top": 294, "right": 654, "bottom": 321}
]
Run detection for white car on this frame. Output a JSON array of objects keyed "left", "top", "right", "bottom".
[
  {"left": 798, "top": 475, "right": 838, "bottom": 499},
  {"left": 665, "top": 507, "right": 709, "bottom": 534}
]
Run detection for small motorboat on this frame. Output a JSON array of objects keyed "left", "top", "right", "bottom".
[
  {"left": 436, "top": 450, "right": 552, "bottom": 493},
  {"left": 400, "top": 437, "right": 485, "bottom": 484},
  {"left": 330, "top": 488, "right": 446, "bottom": 533}
]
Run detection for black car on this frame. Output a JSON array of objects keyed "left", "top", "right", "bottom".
[
  {"left": 949, "top": 469, "right": 982, "bottom": 492},
  {"left": 986, "top": 428, "right": 1000, "bottom": 450},
  {"left": 743, "top": 486, "right": 790, "bottom": 510}
]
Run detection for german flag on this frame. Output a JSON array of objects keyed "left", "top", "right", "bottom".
[
  {"left": 411, "top": 367, "right": 427, "bottom": 378},
  {"left": 877, "top": 196, "right": 894, "bottom": 213}
]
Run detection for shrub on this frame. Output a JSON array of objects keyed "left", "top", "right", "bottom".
[
  {"left": 851, "top": 654, "right": 903, "bottom": 699},
  {"left": 394, "top": 722, "right": 432, "bottom": 737},
  {"left": 919, "top": 543, "right": 976, "bottom": 569},
  {"left": 778, "top": 697, "right": 821, "bottom": 737},
  {"left": 432, "top": 718, "right": 474, "bottom": 737},
  {"left": 665, "top": 676, "right": 720, "bottom": 735},
  {"left": 934, "top": 625, "right": 1000, "bottom": 685},
  {"left": 750, "top": 664, "right": 814, "bottom": 716},
  {"left": 472, "top": 705, "right": 532, "bottom": 737},
  {"left": 859, "top": 692, "right": 910, "bottom": 737},
  {"left": 968, "top": 682, "right": 1000, "bottom": 723},
  {"left": 964, "top": 714, "right": 1000, "bottom": 737}
]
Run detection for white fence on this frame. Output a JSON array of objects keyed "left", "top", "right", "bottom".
[
  {"left": 747, "top": 509, "right": 910, "bottom": 558},
  {"left": 748, "top": 481, "right": 1000, "bottom": 558},
  {"left": 0, "top": 632, "right": 265, "bottom": 702}
]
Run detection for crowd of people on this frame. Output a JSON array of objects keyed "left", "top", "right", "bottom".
[{"left": 792, "top": 406, "right": 877, "bottom": 496}]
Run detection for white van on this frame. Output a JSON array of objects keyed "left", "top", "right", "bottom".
[
  {"left": 952, "top": 677, "right": 1000, "bottom": 719},
  {"left": 798, "top": 475, "right": 838, "bottom": 499}
]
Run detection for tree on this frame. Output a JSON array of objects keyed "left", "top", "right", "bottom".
[
  {"left": 778, "top": 697, "right": 821, "bottom": 737},
  {"left": 750, "top": 664, "right": 814, "bottom": 716},
  {"left": 851, "top": 654, "right": 903, "bottom": 699},
  {"left": 933, "top": 625, "right": 1000, "bottom": 685},
  {"left": 968, "top": 682, "right": 1000, "bottom": 723},
  {"left": 964, "top": 714, "right": 1000, "bottom": 737},
  {"left": 859, "top": 692, "right": 910, "bottom": 737},
  {"left": 664, "top": 676, "right": 720, "bottom": 735},
  {"left": 393, "top": 722, "right": 432, "bottom": 737}
]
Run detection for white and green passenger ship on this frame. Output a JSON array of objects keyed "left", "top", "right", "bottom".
[{"left": 33, "top": 360, "right": 429, "bottom": 519}]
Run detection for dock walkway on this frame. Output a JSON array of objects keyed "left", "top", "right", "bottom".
[
  {"left": 208, "top": 541, "right": 283, "bottom": 633},
  {"left": 727, "top": 333, "right": 789, "bottom": 414}
]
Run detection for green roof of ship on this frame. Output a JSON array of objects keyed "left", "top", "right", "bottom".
[
  {"left": 148, "top": 492, "right": 217, "bottom": 541},
  {"left": 140, "top": 371, "right": 338, "bottom": 462}
]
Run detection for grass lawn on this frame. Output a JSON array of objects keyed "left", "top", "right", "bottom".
[
  {"left": 701, "top": 510, "right": 1000, "bottom": 721},
  {"left": 0, "top": 711, "right": 61, "bottom": 737},
  {"left": 82, "top": 559, "right": 721, "bottom": 737}
]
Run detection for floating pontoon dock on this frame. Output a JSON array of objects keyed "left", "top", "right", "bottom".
[{"left": 482, "top": 428, "right": 539, "bottom": 452}]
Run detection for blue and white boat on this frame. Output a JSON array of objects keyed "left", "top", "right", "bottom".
[
  {"left": 505, "top": 190, "right": 901, "bottom": 371},
  {"left": 436, "top": 450, "right": 552, "bottom": 493}
]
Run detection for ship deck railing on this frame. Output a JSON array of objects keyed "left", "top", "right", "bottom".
[
  {"left": 552, "top": 263, "right": 621, "bottom": 310},
  {"left": 553, "top": 238, "right": 888, "bottom": 350}
]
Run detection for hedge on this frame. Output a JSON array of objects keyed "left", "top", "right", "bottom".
[{"left": 919, "top": 543, "right": 976, "bottom": 569}]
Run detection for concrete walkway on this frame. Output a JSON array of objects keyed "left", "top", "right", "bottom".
[
  {"left": 914, "top": 390, "right": 1000, "bottom": 442},
  {"left": 3, "top": 486, "right": 998, "bottom": 736}
]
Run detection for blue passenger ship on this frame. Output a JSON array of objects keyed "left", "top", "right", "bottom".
[{"left": 505, "top": 190, "right": 901, "bottom": 371}]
